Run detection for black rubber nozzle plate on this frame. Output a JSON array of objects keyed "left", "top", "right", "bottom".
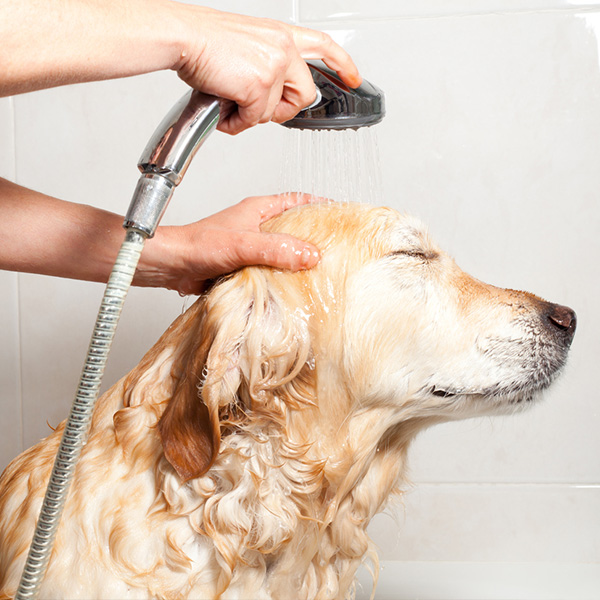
[{"left": 282, "top": 61, "right": 385, "bottom": 130}]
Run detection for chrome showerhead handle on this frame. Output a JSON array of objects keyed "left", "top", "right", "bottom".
[
  {"left": 138, "top": 89, "right": 221, "bottom": 185},
  {"left": 124, "top": 90, "right": 223, "bottom": 237}
]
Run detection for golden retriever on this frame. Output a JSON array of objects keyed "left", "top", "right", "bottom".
[{"left": 0, "top": 202, "right": 576, "bottom": 599}]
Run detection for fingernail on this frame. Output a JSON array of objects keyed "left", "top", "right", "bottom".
[{"left": 300, "top": 247, "right": 320, "bottom": 268}]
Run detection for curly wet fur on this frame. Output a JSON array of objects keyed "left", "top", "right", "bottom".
[{"left": 0, "top": 202, "right": 574, "bottom": 599}]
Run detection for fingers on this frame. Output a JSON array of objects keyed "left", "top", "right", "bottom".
[
  {"left": 232, "top": 231, "right": 320, "bottom": 272},
  {"left": 217, "top": 54, "right": 316, "bottom": 135},
  {"left": 219, "top": 193, "right": 326, "bottom": 272},
  {"left": 270, "top": 57, "right": 318, "bottom": 124},
  {"left": 205, "top": 17, "right": 360, "bottom": 134},
  {"left": 291, "top": 27, "right": 362, "bottom": 89},
  {"left": 221, "top": 81, "right": 284, "bottom": 135},
  {"left": 146, "top": 193, "right": 324, "bottom": 295}
]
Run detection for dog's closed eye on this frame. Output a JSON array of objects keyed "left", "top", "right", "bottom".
[
  {"left": 431, "top": 387, "right": 456, "bottom": 398},
  {"left": 389, "top": 249, "right": 438, "bottom": 261}
]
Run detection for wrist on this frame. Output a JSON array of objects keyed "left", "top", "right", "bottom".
[
  {"left": 135, "top": 225, "right": 189, "bottom": 292},
  {"left": 112, "top": 0, "right": 192, "bottom": 77},
  {"left": 165, "top": 2, "right": 212, "bottom": 74}
]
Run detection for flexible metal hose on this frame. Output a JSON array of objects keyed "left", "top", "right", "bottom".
[{"left": 15, "top": 229, "right": 147, "bottom": 600}]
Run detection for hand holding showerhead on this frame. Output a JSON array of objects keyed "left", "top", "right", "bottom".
[{"left": 175, "top": 10, "right": 361, "bottom": 135}]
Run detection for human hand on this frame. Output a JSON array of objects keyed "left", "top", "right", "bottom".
[
  {"left": 172, "top": 6, "right": 361, "bottom": 135},
  {"left": 138, "top": 193, "right": 321, "bottom": 295},
  {"left": 1, "top": 1, "right": 360, "bottom": 125}
]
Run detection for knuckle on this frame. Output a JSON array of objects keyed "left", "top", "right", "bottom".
[
  {"left": 274, "top": 23, "right": 294, "bottom": 50},
  {"left": 273, "top": 240, "right": 294, "bottom": 267},
  {"left": 269, "top": 28, "right": 294, "bottom": 65},
  {"left": 316, "top": 30, "right": 334, "bottom": 48},
  {"left": 255, "top": 68, "right": 275, "bottom": 90},
  {"left": 239, "top": 196, "right": 258, "bottom": 209},
  {"left": 270, "top": 48, "right": 290, "bottom": 73},
  {"left": 299, "top": 86, "right": 317, "bottom": 106}
]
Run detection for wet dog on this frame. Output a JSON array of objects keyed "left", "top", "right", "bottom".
[{"left": 0, "top": 202, "right": 575, "bottom": 599}]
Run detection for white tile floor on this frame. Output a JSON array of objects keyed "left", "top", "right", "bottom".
[{"left": 356, "top": 561, "right": 600, "bottom": 600}]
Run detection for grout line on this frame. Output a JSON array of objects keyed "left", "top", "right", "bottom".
[
  {"left": 410, "top": 481, "right": 600, "bottom": 489},
  {"left": 300, "top": 5, "right": 600, "bottom": 26},
  {"left": 16, "top": 279, "right": 24, "bottom": 455}
]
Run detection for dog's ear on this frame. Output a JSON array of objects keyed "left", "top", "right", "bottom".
[
  {"left": 156, "top": 302, "right": 218, "bottom": 483},
  {"left": 158, "top": 269, "right": 312, "bottom": 482},
  {"left": 157, "top": 389, "right": 216, "bottom": 483}
]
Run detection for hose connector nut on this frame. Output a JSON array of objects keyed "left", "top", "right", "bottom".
[{"left": 123, "top": 173, "right": 175, "bottom": 238}]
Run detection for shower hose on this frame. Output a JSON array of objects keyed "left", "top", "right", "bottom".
[{"left": 15, "top": 228, "right": 147, "bottom": 600}]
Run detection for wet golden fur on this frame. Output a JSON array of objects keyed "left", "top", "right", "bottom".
[{"left": 0, "top": 203, "right": 574, "bottom": 599}]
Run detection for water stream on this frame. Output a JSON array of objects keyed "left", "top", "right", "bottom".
[{"left": 279, "top": 127, "right": 383, "bottom": 205}]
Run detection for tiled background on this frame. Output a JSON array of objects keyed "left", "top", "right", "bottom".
[{"left": 1, "top": 1, "right": 598, "bottom": 597}]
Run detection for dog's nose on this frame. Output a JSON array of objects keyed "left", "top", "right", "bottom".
[{"left": 547, "top": 303, "right": 577, "bottom": 342}]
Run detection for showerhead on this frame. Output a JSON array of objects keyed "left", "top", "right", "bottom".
[{"left": 282, "top": 61, "right": 385, "bottom": 130}]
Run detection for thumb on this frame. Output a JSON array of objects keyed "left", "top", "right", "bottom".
[{"left": 235, "top": 232, "right": 320, "bottom": 271}]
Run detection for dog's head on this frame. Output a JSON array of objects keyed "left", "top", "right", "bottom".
[{"left": 155, "top": 202, "right": 575, "bottom": 483}]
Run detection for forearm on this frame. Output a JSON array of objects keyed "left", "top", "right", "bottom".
[
  {"left": 0, "top": 0, "right": 188, "bottom": 96},
  {"left": 0, "top": 178, "right": 128, "bottom": 282},
  {"left": 0, "top": 180, "right": 320, "bottom": 294},
  {"left": 1, "top": 0, "right": 360, "bottom": 134}
]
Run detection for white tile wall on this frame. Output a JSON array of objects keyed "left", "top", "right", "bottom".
[
  {"left": 1, "top": 1, "right": 598, "bottom": 597},
  {"left": 0, "top": 270, "right": 21, "bottom": 465},
  {"left": 0, "top": 97, "right": 15, "bottom": 176},
  {"left": 186, "top": 0, "right": 295, "bottom": 21},
  {"left": 0, "top": 97, "right": 22, "bottom": 466},
  {"left": 370, "top": 484, "right": 600, "bottom": 563}
]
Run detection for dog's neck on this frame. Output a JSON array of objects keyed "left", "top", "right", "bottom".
[
  {"left": 115, "top": 351, "right": 406, "bottom": 598},
  {"left": 155, "top": 404, "right": 408, "bottom": 598}
]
